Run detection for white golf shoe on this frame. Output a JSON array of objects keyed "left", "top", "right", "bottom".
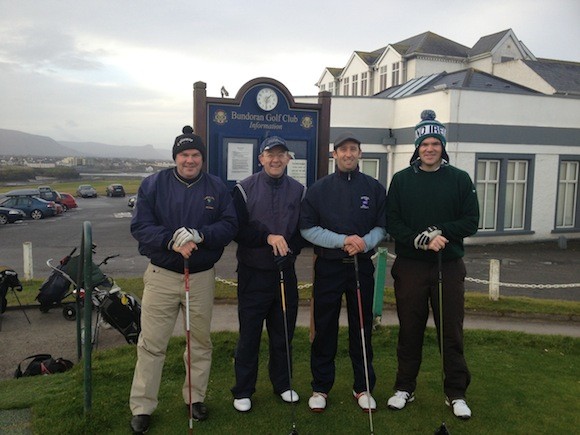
[
  {"left": 353, "top": 391, "right": 377, "bottom": 411},
  {"left": 233, "top": 398, "right": 252, "bottom": 412},
  {"left": 308, "top": 392, "right": 327, "bottom": 412},
  {"left": 280, "top": 389, "right": 300, "bottom": 403},
  {"left": 446, "top": 398, "right": 472, "bottom": 419},
  {"left": 387, "top": 390, "right": 415, "bottom": 410}
]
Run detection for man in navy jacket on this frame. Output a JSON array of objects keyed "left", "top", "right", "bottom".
[
  {"left": 231, "top": 136, "right": 305, "bottom": 412},
  {"left": 129, "top": 126, "right": 237, "bottom": 434}
]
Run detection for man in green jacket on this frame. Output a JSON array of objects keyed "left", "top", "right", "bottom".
[{"left": 386, "top": 110, "right": 479, "bottom": 420}]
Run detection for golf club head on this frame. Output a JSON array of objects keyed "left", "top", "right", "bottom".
[
  {"left": 434, "top": 422, "right": 450, "bottom": 435},
  {"left": 289, "top": 429, "right": 298, "bottom": 435}
]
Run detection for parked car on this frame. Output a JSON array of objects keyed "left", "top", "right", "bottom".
[
  {"left": 57, "top": 192, "right": 78, "bottom": 211},
  {"left": 0, "top": 196, "right": 57, "bottom": 220},
  {"left": 38, "top": 185, "right": 59, "bottom": 202},
  {"left": 77, "top": 184, "right": 98, "bottom": 198},
  {"left": 106, "top": 183, "right": 126, "bottom": 197},
  {"left": 127, "top": 195, "right": 137, "bottom": 208},
  {"left": 0, "top": 206, "right": 26, "bottom": 225}
]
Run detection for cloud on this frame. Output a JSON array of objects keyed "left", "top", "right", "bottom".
[{"left": 0, "top": 0, "right": 579, "bottom": 148}]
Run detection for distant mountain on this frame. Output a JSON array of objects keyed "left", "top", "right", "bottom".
[
  {"left": 0, "top": 129, "right": 79, "bottom": 157},
  {"left": 59, "top": 141, "right": 168, "bottom": 160},
  {"left": 0, "top": 128, "right": 169, "bottom": 160}
]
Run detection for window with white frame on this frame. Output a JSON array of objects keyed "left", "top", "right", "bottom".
[
  {"left": 328, "top": 82, "right": 334, "bottom": 95},
  {"left": 556, "top": 160, "right": 579, "bottom": 228},
  {"left": 476, "top": 155, "right": 533, "bottom": 232},
  {"left": 392, "top": 62, "right": 400, "bottom": 86},
  {"left": 379, "top": 66, "right": 388, "bottom": 90},
  {"left": 476, "top": 160, "right": 499, "bottom": 230},
  {"left": 361, "top": 72, "right": 368, "bottom": 96},
  {"left": 320, "top": 84, "right": 326, "bottom": 92},
  {"left": 352, "top": 74, "right": 358, "bottom": 96},
  {"left": 504, "top": 160, "right": 528, "bottom": 230},
  {"left": 343, "top": 77, "right": 349, "bottom": 96}
]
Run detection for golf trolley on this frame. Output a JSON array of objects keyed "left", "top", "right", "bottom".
[{"left": 37, "top": 246, "right": 141, "bottom": 346}]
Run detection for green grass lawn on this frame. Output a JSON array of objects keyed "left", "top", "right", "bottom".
[
  {"left": 0, "top": 327, "right": 578, "bottom": 434},
  {"left": 0, "top": 178, "right": 144, "bottom": 196}
]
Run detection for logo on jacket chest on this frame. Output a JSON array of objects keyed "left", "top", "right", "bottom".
[
  {"left": 360, "top": 196, "right": 370, "bottom": 209},
  {"left": 204, "top": 196, "right": 215, "bottom": 210}
]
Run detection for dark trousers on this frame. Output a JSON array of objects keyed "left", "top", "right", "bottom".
[
  {"left": 231, "top": 263, "right": 298, "bottom": 398},
  {"left": 310, "top": 257, "right": 376, "bottom": 395},
  {"left": 391, "top": 256, "right": 471, "bottom": 400}
]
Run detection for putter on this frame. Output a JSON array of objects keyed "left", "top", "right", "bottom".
[
  {"left": 184, "top": 259, "right": 193, "bottom": 435},
  {"left": 279, "top": 269, "right": 298, "bottom": 435},
  {"left": 434, "top": 250, "right": 450, "bottom": 435},
  {"left": 353, "top": 255, "right": 374, "bottom": 435}
]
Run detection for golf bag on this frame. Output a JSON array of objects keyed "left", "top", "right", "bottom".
[
  {"left": 0, "top": 267, "right": 23, "bottom": 314},
  {"left": 37, "top": 246, "right": 142, "bottom": 345},
  {"left": 14, "top": 354, "right": 73, "bottom": 378},
  {"left": 36, "top": 248, "right": 81, "bottom": 313},
  {"left": 97, "top": 288, "right": 141, "bottom": 344}
]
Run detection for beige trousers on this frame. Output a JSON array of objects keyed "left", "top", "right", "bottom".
[{"left": 130, "top": 263, "right": 215, "bottom": 415}]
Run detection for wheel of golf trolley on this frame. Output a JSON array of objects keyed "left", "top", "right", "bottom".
[{"left": 62, "top": 303, "right": 76, "bottom": 321}]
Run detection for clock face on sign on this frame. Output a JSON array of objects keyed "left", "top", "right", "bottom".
[{"left": 256, "top": 87, "right": 278, "bottom": 111}]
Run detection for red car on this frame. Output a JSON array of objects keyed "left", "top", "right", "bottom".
[{"left": 57, "top": 192, "right": 78, "bottom": 211}]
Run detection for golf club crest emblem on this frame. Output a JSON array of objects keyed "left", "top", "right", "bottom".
[
  {"left": 213, "top": 110, "right": 228, "bottom": 125},
  {"left": 301, "top": 115, "right": 313, "bottom": 129}
]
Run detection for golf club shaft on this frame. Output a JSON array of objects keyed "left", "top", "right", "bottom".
[
  {"left": 279, "top": 270, "right": 297, "bottom": 433},
  {"left": 353, "top": 255, "right": 374, "bottom": 435},
  {"left": 437, "top": 251, "right": 448, "bottom": 432},
  {"left": 184, "top": 259, "right": 193, "bottom": 433},
  {"left": 438, "top": 251, "right": 445, "bottom": 393}
]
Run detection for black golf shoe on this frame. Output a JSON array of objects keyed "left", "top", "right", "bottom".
[
  {"left": 130, "top": 414, "right": 151, "bottom": 434},
  {"left": 186, "top": 402, "right": 208, "bottom": 421}
]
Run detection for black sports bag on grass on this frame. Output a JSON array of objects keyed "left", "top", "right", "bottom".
[{"left": 14, "top": 354, "right": 74, "bottom": 378}]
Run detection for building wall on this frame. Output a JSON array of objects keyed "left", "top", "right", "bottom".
[
  {"left": 340, "top": 55, "right": 371, "bottom": 96},
  {"left": 493, "top": 61, "right": 556, "bottom": 94},
  {"left": 413, "top": 57, "right": 466, "bottom": 77},
  {"left": 298, "top": 89, "right": 580, "bottom": 243}
]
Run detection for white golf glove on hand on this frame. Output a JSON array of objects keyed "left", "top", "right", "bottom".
[
  {"left": 172, "top": 227, "right": 203, "bottom": 247},
  {"left": 413, "top": 226, "right": 442, "bottom": 250}
]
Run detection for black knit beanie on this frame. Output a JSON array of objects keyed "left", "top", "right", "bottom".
[{"left": 172, "top": 126, "right": 206, "bottom": 161}]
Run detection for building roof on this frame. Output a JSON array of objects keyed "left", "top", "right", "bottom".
[
  {"left": 375, "top": 68, "right": 539, "bottom": 98},
  {"left": 326, "top": 67, "right": 344, "bottom": 78},
  {"left": 392, "top": 31, "right": 470, "bottom": 58},
  {"left": 355, "top": 47, "right": 385, "bottom": 65},
  {"left": 469, "top": 29, "right": 511, "bottom": 57},
  {"left": 524, "top": 58, "right": 580, "bottom": 96}
]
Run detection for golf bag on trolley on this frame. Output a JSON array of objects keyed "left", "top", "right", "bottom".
[{"left": 36, "top": 246, "right": 142, "bottom": 345}]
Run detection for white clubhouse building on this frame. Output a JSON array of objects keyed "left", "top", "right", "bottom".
[{"left": 297, "top": 29, "right": 580, "bottom": 243}]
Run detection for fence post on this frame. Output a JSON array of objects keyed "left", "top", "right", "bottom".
[
  {"left": 489, "top": 259, "right": 500, "bottom": 301},
  {"left": 22, "top": 242, "right": 33, "bottom": 280}
]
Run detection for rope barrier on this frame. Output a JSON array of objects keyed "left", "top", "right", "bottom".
[
  {"left": 215, "top": 250, "right": 580, "bottom": 291},
  {"left": 465, "top": 277, "right": 580, "bottom": 289}
]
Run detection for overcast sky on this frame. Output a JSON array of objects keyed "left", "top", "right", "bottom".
[{"left": 1, "top": 0, "right": 579, "bottom": 151}]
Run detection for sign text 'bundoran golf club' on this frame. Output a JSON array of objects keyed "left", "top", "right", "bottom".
[{"left": 214, "top": 109, "right": 310, "bottom": 131}]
